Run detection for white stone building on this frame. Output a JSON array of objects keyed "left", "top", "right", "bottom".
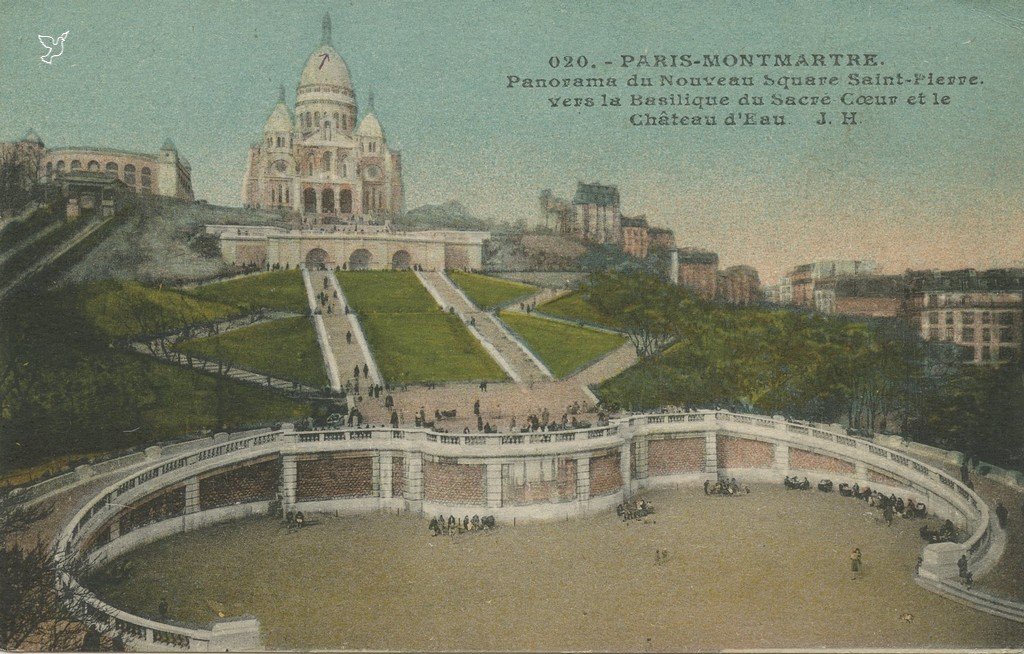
[{"left": 241, "top": 14, "right": 403, "bottom": 220}]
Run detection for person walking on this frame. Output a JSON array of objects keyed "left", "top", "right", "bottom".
[
  {"left": 363, "top": 363, "right": 369, "bottom": 378},
  {"left": 850, "top": 547, "right": 862, "bottom": 579},
  {"left": 883, "top": 505, "right": 894, "bottom": 527},
  {"left": 354, "top": 364, "right": 360, "bottom": 378},
  {"left": 346, "top": 330, "right": 352, "bottom": 344},
  {"left": 996, "top": 500, "right": 1008, "bottom": 528},
  {"left": 704, "top": 479, "right": 710, "bottom": 495}
]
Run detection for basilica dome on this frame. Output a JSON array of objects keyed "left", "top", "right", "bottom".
[{"left": 298, "top": 43, "right": 352, "bottom": 91}]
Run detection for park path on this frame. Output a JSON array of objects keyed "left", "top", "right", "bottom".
[
  {"left": 127, "top": 342, "right": 318, "bottom": 394},
  {"left": 303, "top": 267, "right": 389, "bottom": 423},
  {"left": 415, "top": 270, "right": 552, "bottom": 384}
]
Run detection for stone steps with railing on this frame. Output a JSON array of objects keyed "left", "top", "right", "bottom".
[{"left": 415, "top": 270, "right": 552, "bottom": 383}]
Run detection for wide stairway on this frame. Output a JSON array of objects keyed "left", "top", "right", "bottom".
[{"left": 416, "top": 270, "right": 552, "bottom": 384}]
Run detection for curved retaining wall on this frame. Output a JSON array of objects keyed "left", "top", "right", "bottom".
[{"left": 53, "top": 411, "right": 1009, "bottom": 650}]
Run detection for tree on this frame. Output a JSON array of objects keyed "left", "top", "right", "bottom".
[
  {"left": 0, "top": 488, "right": 122, "bottom": 651},
  {"left": 584, "top": 271, "right": 696, "bottom": 357}
]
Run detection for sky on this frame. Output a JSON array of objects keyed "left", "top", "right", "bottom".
[{"left": 1, "top": 0, "right": 1022, "bottom": 282}]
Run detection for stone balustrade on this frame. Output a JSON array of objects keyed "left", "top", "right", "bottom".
[{"left": 48, "top": 411, "right": 1012, "bottom": 650}]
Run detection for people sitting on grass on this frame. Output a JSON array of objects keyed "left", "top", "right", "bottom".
[
  {"left": 784, "top": 476, "right": 811, "bottom": 490},
  {"left": 617, "top": 497, "right": 655, "bottom": 521},
  {"left": 817, "top": 479, "right": 834, "bottom": 492},
  {"left": 429, "top": 514, "right": 496, "bottom": 536}
]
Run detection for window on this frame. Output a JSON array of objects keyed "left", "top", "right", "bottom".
[
  {"left": 46, "top": 162, "right": 53, "bottom": 176},
  {"left": 56, "top": 160, "right": 65, "bottom": 172},
  {"left": 961, "top": 328, "right": 975, "bottom": 342},
  {"left": 314, "top": 112, "right": 321, "bottom": 127},
  {"left": 982, "top": 346, "right": 991, "bottom": 360},
  {"left": 105, "top": 162, "right": 118, "bottom": 178},
  {"left": 982, "top": 312, "right": 991, "bottom": 324},
  {"left": 998, "top": 312, "right": 1014, "bottom": 326},
  {"left": 962, "top": 311, "right": 975, "bottom": 325},
  {"left": 982, "top": 328, "right": 991, "bottom": 341},
  {"left": 323, "top": 151, "right": 332, "bottom": 172},
  {"left": 944, "top": 327, "right": 954, "bottom": 340},
  {"left": 123, "top": 164, "right": 136, "bottom": 185},
  {"left": 70, "top": 160, "right": 82, "bottom": 171},
  {"left": 945, "top": 312, "right": 953, "bottom": 325},
  {"left": 140, "top": 167, "right": 151, "bottom": 193},
  {"left": 998, "top": 346, "right": 1016, "bottom": 361},
  {"left": 1000, "top": 327, "right": 1013, "bottom": 343},
  {"left": 333, "top": 112, "right": 339, "bottom": 125},
  {"left": 928, "top": 312, "right": 938, "bottom": 325},
  {"left": 87, "top": 160, "right": 100, "bottom": 172},
  {"left": 276, "top": 136, "right": 284, "bottom": 147},
  {"left": 340, "top": 163, "right": 347, "bottom": 177},
  {"left": 928, "top": 328, "right": 939, "bottom": 340}
]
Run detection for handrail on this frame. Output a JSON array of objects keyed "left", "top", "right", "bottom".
[{"left": 49, "top": 410, "right": 1004, "bottom": 648}]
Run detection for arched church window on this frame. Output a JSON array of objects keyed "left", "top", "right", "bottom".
[
  {"left": 105, "top": 162, "right": 118, "bottom": 178},
  {"left": 123, "top": 164, "right": 135, "bottom": 185},
  {"left": 55, "top": 161, "right": 65, "bottom": 173},
  {"left": 325, "top": 122, "right": 331, "bottom": 141},
  {"left": 314, "top": 112, "right": 321, "bottom": 127},
  {"left": 87, "top": 160, "right": 100, "bottom": 172},
  {"left": 70, "top": 160, "right": 82, "bottom": 171},
  {"left": 323, "top": 151, "right": 332, "bottom": 172},
  {"left": 140, "top": 167, "right": 152, "bottom": 193},
  {"left": 341, "top": 163, "right": 347, "bottom": 177},
  {"left": 333, "top": 112, "right": 340, "bottom": 126}
]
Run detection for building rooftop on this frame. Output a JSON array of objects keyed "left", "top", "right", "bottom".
[
  {"left": 573, "top": 182, "right": 619, "bottom": 207},
  {"left": 677, "top": 247, "right": 719, "bottom": 265}
]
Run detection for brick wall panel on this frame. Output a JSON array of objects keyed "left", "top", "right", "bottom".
[
  {"left": 199, "top": 457, "right": 278, "bottom": 511},
  {"left": 392, "top": 456, "right": 405, "bottom": 498},
  {"left": 296, "top": 454, "right": 373, "bottom": 501},
  {"left": 589, "top": 451, "right": 622, "bottom": 496},
  {"left": 423, "top": 460, "right": 485, "bottom": 505},
  {"left": 716, "top": 436, "right": 773, "bottom": 469},
  {"left": 119, "top": 486, "right": 186, "bottom": 534},
  {"left": 648, "top": 437, "right": 705, "bottom": 476},
  {"left": 504, "top": 458, "right": 577, "bottom": 505}
]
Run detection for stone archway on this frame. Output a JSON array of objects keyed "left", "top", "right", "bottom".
[
  {"left": 321, "top": 189, "right": 335, "bottom": 213},
  {"left": 305, "top": 248, "right": 330, "bottom": 269},
  {"left": 303, "top": 188, "right": 317, "bottom": 214},
  {"left": 339, "top": 189, "right": 353, "bottom": 214},
  {"left": 391, "top": 250, "right": 412, "bottom": 270},
  {"left": 349, "top": 248, "right": 373, "bottom": 271}
]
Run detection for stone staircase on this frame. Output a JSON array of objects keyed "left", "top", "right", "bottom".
[
  {"left": 415, "top": 270, "right": 553, "bottom": 384},
  {"left": 304, "top": 267, "right": 382, "bottom": 388}
]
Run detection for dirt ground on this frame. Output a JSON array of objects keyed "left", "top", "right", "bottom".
[{"left": 89, "top": 486, "right": 1024, "bottom": 651}]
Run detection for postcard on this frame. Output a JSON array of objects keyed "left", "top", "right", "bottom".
[{"left": 0, "top": 1, "right": 1022, "bottom": 651}]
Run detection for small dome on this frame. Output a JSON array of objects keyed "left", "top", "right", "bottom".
[
  {"left": 358, "top": 113, "right": 384, "bottom": 139},
  {"left": 264, "top": 102, "right": 293, "bottom": 133},
  {"left": 298, "top": 44, "right": 352, "bottom": 91},
  {"left": 22, "top": 129, "right": 43, "bottom": 145}
]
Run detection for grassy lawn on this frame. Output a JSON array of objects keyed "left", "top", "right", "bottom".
[
  {"left": 448, "top": 271, "right": 537, "bottom": 310},
  {"left": 79, "top": 281, "right": 243, "bottom": 339},
  {"left": 360, "top": 313, "right": 507, "bottom": 384},
  {"left": 189, "top": 270, "right": 308, "bottom": 313},
  {"left": 336, "top": 271, "right": 439, "bottom": 313},
  {"left": 499, "top": 311, "right": 625, "bottom": 378},
  {"left": 537, "top": 292, "right": 621, "bottom": 329},
  {"left": 172, "top": 316, "right": 328, "bottom": 388}
]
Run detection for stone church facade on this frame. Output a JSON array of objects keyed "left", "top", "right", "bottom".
[{"left": 241, "top": 14, "right": 404, "bottom": 220}]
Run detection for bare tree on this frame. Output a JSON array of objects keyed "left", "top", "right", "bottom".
[{"left": 0, "top": 488, "right": 122, "bottom": 651}]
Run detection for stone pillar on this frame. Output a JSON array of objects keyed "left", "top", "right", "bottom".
[
  {"left": 633, "top": 437, "right": 649, "bottom": 485},
  {"left": 485, "top": 461, "right": 503, "bottom": 509},
  {"left": 619, "top": 442, "right": 632, "bottom": 495},
  {"left": 281, "top": 455, "right": 297, "bottom": 506},
  {"left": 405, "top": 451, "right": 424, "bottom": 510},
  {"left": 576, "top": 455, "right": 591, "bottom": 502},
  {"left": 184, "top": 476, "right": 200, "bottom": 515},
  {"left": 704, "top": 432, "right": 718, "bottom": 479},
  {"left": 379, "top": 453, "right": 393, "bottom": 499},
  {"left": 855, "top": 460, "right": 868, "bottom": 485},
  {"left": 773, "top": 442, "right": 789, "bottom": 477},
  {"left": 371, "top": 454, "right": 381, "bottom": 498}
]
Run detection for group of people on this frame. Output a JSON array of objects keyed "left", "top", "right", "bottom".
[
  {"left": 920, "top": 519, "right": 959, "bottom": 544},
  {"left": 783, "top": 476, "right": 812, "bottom": 490},
  {"left": 706, "top": 477, "right": 750, "bottom": 495},
  {"left": 428, "top": 514, "right": 496, "bottom": 536},
  {"left": 836, "top": 482, "right": 928, "bottom": 521},
  {"left": 617, "top": 497, "right": 655, "bottom": 521}
]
